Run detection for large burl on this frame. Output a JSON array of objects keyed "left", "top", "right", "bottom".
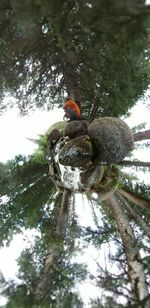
[
  {"left": 47, "top": 117, "right": 133, "bottom": 197},
  {"left": 88, "top": 117, "right": 134, "bottom": 164},
  {"left": 59, "top": 117, "right": 134, "bottom": 166}
]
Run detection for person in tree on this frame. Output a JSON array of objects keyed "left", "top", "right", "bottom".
[
  {"left": 63, "top": 98, "right": 89, "bottom": 138},
  {"left": 63, "top": 98, "right": 81, "bottom": 121}
]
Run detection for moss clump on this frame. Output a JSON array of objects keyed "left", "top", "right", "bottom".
[
  {"left": 88, "top": 117, "right": 134, "bottom": 164},
  {"left": 46, "top": 121, "right": 66, "bottom": 150},
  {"left": 47, "top": 129, "right": 63, "bottom": 149},
  {"left": 47, "top": 121, "right": 66, "bottom": 134}
]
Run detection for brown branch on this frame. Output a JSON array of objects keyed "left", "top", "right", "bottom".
[
  {"left": 118, "top": 160, "right": 150, "bottom": 168},
  {"left": 106, "top": 194, "right": 149, "bottom": 305},
  {"left": 118, "top": 188, "right": 150, "bottom": 210},
  {"left": 116, "top": 190, "right": 150, "bottom": 238},
  {"left": 52, "top": 76, "right": 65, "bottom": 98},
  {"left": 133, "top": 130, "right": 150, "bottom": 142}
]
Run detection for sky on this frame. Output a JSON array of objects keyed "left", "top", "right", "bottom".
[
  {"left": 0, "top": 98, "right": 149, "bottom": 163},
  {"left": 0, "top": 98, "right": 149, "bottom": 306},
  {"left": 0, "top": 107, "right": 64, "bottom": 162}
]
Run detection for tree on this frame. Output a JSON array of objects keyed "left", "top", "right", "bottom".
[
  {"left": 106, "top": 194, "right": 149, "bottom": 307},
  {"left": 0, "top": 121, "right": 150, "bottom": 306},
  {"left": 0, "top": 167, "right": 85, "bottom": 307},
  {"left": 0, "top": 0, "right": 150, "bottom": 306},
  {"left": 1, "top": 226, "right": 85, "bottom": 307},
  {"left": 0, "top": 0, "right": 149, "bottom": 117},
  {"left": 0, "top": 155, "right": 55, "bottom": 244}
]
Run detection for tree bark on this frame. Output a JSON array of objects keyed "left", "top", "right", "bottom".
[
  {"left": 116, "top": 190, "right": 150, "bottom": 238},
  {"left": 118, "top": 160, "right": 150, "bottom": 168},
  {"left": 56, "top": 188, "right": 71, "bottom": 237},
  {"left": 34, "top": 188, "right": 71, "bottom": 301},
  {"left": 106, "top": 194, "right": 149, "bottom": 307},
  {"left": 118, "top": 188, "right": 150, "bottom": 210},
  {"left": 133, "top": 130, "right": 150, "bottom": 142},
  {"left": 61, "top": 49, "right": 81, "bottom": 105}
]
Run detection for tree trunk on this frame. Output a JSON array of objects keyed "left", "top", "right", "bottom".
[
  {"left": 118, "top": 160, "right": 150, "bottom": 168},
  {"left": 133, "top": 130, "right": 150, "bottom": 142},
  {"left": 34, "top": 189, "right": 71, "bottom": 301},
  {"left": 116, "top": 190, "right": 150, "bottom": 238},
  {"left": 56, "top": 188, "right": 71, "bottom": 237},
  {"left": 118, "top": 188, "right": 150, "bottom": 210},
  {"left": 61, "top": 49, "right": 81, "bottom": 105},
  {"left": 106, "top": 194, "right": 149, "bottom": 307}
]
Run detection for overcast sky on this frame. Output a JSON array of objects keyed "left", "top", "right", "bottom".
[{"left": 0, "top": 107, "right": 64, "bottom": 162}]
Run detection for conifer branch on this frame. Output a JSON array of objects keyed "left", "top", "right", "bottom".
[
  {"left": 118, "top": 160, "right": 150, "bottom": 168},
  {"left": 133, "top": 130, "right": 150, "bottom": 142},
  {"left": 118, "top": 188, "right": 150, "bottom": 210},
  {"left": 116, "top": 190, "right": 150, "bottom": 238}
]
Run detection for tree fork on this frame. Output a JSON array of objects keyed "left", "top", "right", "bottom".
[{"left": 106, "top": 194, "right": 149, "bottom": 307}]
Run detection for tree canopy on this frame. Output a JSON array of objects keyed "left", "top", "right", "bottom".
[{"left": 0, "top": 0, "right": 149, "bottom": 117}]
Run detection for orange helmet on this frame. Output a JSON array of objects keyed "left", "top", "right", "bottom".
[{"left": 64, "top": 99, "right": 81, "bottom": 121}]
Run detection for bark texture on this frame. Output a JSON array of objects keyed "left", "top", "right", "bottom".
[
  {"left": 56, "top": 188, "right": 71, "bottom": 237},
  {"left": 106, "top": 194, "right": 149, "bottom": 307},
  {"left": 61, "top": 49, "right": 81, "bottom": 104},
  {"left": 34, "top": 189, "right": 71, "bottom": 301}
]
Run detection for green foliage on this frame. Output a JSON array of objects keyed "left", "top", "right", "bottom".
[
  {"left": 0, "top": 155, "right": 55, "bottom": 245},
  {"left": 27, "top": 121, "right": 66, "bottom": 162},
  {"left": 1, "top": 211, "right": 86, "bottom": 307},
  {"left": 131, "top": 122, "right": 146, "bottom": 134},
  {"left": 120, "top": 175, "right": 150, "bottom": 200},
  {"left": 47, "top": 121, "right": 66, "bottom": 134},
  {"left": 90, "top": 297, "right": 124, "bottom": 308},
  {"left": 0, "top": 0, "right": 149, "bottom": 117},
  {"left": 134, "top": 141, "right": 150, "bottom": 150}
]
